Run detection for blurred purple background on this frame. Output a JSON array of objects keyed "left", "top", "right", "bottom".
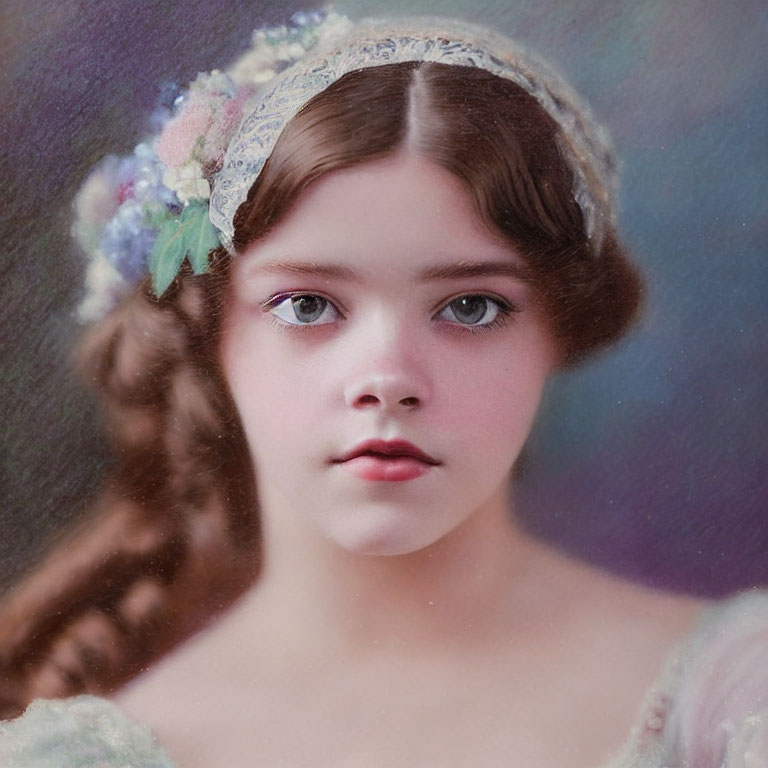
[{"left": 1, "top": 0, "right": 766, "bottom": 594}]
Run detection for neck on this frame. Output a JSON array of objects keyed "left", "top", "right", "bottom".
[{"left": 241, "top": 483, "right": 552, "bottom": 659}]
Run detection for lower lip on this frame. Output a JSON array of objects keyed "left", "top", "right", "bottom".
[{"left": 336, "top": 456, "right": 436, "bottom": 482}]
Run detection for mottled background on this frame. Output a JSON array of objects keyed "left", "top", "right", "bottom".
[{"left": 0, "top": 0, "right": 766, "bottom": 595}]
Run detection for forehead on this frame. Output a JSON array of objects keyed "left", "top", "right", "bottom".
[{"left": 238, "top": 153, "right": 523, "bottom": 280}]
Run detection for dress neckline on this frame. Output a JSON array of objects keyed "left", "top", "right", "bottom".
[{"left": 602, "top": 589, "right": 768, "bottom": 767}]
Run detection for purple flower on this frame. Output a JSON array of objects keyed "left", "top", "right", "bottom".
[{"left": 99, "top": 200, "right": 158, "bottom": 283}]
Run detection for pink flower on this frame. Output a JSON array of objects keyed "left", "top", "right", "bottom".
[
  {"left": 155, "top": 100, "right": 213, "bottom": 168},
  {"left": 201, "top": 88, "right": 251, "bottom": 165}
]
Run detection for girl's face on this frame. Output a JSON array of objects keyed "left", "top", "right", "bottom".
[{"left": 220, "top": 154, "right": 557, "bottom": 557}]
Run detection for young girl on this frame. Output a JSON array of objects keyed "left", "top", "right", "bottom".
[{"left": 1, "top": 9, "right": 766, "bottom": 768}]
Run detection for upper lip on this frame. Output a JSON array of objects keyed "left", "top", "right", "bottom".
[{"left": 333, "top": 439, "right": 441, "bottom": 465}]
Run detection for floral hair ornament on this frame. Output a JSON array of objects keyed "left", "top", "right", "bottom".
[
  {"left": 75, "top": 7, "right": 617, "bottom": 323},
  {"left": 74, "top": 9, "right": 349, "bottom": 322}
]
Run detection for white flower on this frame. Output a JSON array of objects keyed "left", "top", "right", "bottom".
[
  {"left": 285, "top": 41, "right": 307, "bottom": 59},
  {"left": 71, "top": 159, "right": 123, "bottom": 254},
  {"left": 77, "top": 253, "right": 126, "bottom": 323},
  {"left": 227, "top": 11, "right": 354, "bottom": 88},
  {"left": 317, "top": 11, "right": 354, "bottom": 43},
  {"left": 190, "top": 69, "right": 236, "bottom": 98},
  {"left": 162, "top": 162, "right": 211, "bottom": 203}
]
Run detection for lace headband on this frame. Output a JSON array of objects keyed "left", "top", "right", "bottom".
[{"left": 74, "top": 8, "right": 618, "bottom": 322}]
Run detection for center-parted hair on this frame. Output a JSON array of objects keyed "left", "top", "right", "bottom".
[
  {"left": 236, "top": 62, "right": 641, "bottom": 363},
  {"left": 0, "top": 62, "right": 641, "bottom": 718}
]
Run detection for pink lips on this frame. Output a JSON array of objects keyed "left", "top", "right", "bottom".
[{"left": 332, "top": 439, "right": 441, "bottom": 482}]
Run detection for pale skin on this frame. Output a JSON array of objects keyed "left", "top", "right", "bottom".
[{"left": 115, "top": 154, "right": 707, "bottom": 768}]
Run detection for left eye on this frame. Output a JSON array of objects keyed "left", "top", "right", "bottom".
[
  {"left": 269, "top": 294, "right": 341, "bottom": 325},
  {"left": 437, "top": 295, "right": 506, "bottom": 326}
]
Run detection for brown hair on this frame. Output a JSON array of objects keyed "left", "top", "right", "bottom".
[{"left": 0, "top": 61, "right": 642, "bottom": 718}]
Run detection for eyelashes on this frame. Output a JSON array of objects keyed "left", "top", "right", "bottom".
[
  {"left": 259, "top": 292, "right": 519, "bottom": 335},
  {"left": 264, "top": 293, "right": 342, "bottom": 327},
  {"left": 437, "top": 294, "right": 514, "bottom": 333}
]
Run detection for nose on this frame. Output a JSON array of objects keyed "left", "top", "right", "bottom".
[
  {"left": 342, "top": 318, "right": 430, "bottom": 413},
  {"left": 344, "top": 371, "right": 425, "bottom": 411}
]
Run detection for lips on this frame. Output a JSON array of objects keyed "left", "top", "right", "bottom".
[{"left": 332, "top": 439, "right": 441, "bottom": 466}]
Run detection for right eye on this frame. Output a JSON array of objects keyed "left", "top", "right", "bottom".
[{"left": 268, "top": 294, "right": 342, "bottom": 326}]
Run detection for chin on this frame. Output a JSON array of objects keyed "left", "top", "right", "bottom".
[{"left": 326, "top": 515, "right": 448, "bottom": 557}]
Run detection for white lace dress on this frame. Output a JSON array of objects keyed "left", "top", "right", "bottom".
[{"left": 2, "top": 591, "right": 766, "bottom": 768}]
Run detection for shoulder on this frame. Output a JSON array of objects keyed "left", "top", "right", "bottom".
[
  {"left": 0, "top": 695, "right": 175, "bottom": 768},
  {"left": 662, "top": 589, "right": 768, "bottom": 767}
]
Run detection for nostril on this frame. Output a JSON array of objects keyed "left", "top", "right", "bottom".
[
  {"left": 358, "top": 394, "right": 380, "bottom": 405},
  {"left": 400, "top": 397, "right": 419, "bottom": 407}
]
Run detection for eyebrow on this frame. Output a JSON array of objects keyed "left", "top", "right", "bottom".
[
  {"left": 251, "top": 260, "right": 530, "bottom": 282},
  {"left": 420, "top": 261, "right": 529, "bottom": 281}
]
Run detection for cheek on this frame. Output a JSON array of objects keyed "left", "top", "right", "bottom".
[
  {"left": 439, "top": 344, "right": 551, "bottom": 458},
  {"left": 220, "top": 321, "right": 330, "bottom": 456}
]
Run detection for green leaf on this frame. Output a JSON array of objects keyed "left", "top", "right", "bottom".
[
  {"left": 149, "top": 217, "right": 186, "bottom": 296},
  {"left": 180, "top": 202, "right": 219, "bottom": 275},
  {"left": 145, "top": 206, "right": 175, "bottom": 229}
]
